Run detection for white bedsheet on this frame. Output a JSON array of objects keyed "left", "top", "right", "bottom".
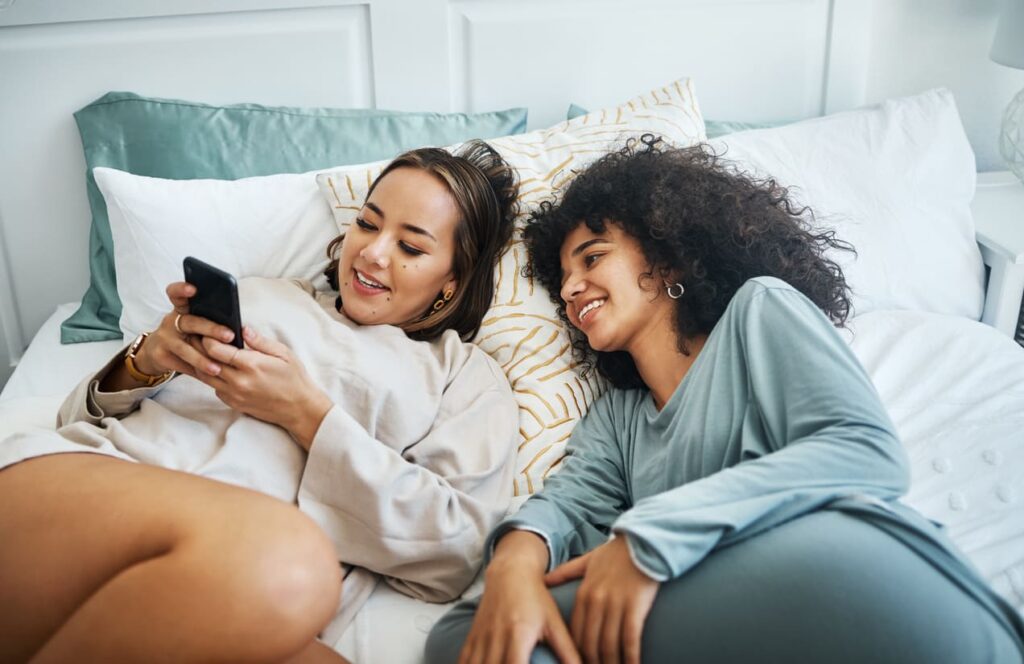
[
  {"left": 848, "top": 309, "right": 1024, "bottom": 615},
  {"left": 2, "top": 305, "right": 1021, "bottom": 664}
]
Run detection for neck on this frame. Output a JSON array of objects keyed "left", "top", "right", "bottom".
[{"left": 627, "top": 317, "right": 706, "bottom": 411}]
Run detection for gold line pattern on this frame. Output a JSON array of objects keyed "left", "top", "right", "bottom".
[
  {"left": 476, "top": 326, "right": 527, "bottom": 344},
  {"left": 514, "top": 388, "right": 558, "bottom": 418},
  {"left": 325, "top": 177, "right": 343, "bottom": 207},
  {"left": 510, "top": 248, "right": 521, "bottom": 304},
  {"left": 481, "top": 312, "right": 563, "bottom": 327},
  {"left": 555, "top": 393, "right": 569, "bottom": 418},
  {"left": 504, "top": 330, "right": 558, "bottom": 375},
  {"left": 501, "top": 327, "right": 540, "bottom": 370},
  {"left": 519, "top": 404, "right": 546, "bottom": 430},
  {"left": 511, "top": 343, "right": 570, "bottom": 388},
  {"left": 568, "top": 384, "right": 583, "bottom": 418},
  {"left": 539, "top": 363, "right": 574, "bottom": 382},
  {"left": 542, "top": 454, "right": 567, "bottom": 479}
]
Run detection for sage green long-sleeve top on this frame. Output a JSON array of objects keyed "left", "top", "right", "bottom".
[{"left": 489, "top": 277, "right": 1023, "bottom": 643}]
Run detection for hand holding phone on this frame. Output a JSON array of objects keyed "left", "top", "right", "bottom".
[{"left": 183, "top": 256, "right": 244, "bottom": 349}]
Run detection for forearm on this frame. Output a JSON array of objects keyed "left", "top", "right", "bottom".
[
  {"left": 613, "top": 427, "right": 908, "bottom": 581},
  {"left": 297, "top": 390, "right": 517, "bottom": 597}
]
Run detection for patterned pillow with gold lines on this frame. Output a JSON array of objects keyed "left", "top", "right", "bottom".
[{"left": 316, "top": 77, "right": 705, "bottom": 512}]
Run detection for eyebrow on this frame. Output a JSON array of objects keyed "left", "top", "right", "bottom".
[
  {"left": 363, "top": 201, "right": 438, "bottom": 242},
  {"left": 571, "top": 237, "right": 609, "bottom": 256}
]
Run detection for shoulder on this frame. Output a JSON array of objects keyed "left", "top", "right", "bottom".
[
  {"left": 724, "top": 276, "right": 823, "bottom": 324},
  {"left": 433, "top": 330, "right": 514, "bottom": 399},
  {"left": 732, "top": 276, "right": 800, "bottom": 303}
]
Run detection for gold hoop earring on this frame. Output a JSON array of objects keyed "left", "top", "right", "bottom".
[{"left": 432, "top": 288, "right": 455, "bottom": 312}]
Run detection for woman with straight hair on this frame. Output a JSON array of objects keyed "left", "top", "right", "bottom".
[{"left": 0, "top": 140, "right": 521, "bottom": 664}]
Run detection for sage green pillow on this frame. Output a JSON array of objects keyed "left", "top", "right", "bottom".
[
  {"left": 63, "top": 92, "right": 528, "bottom": 343},
  {"left": 566, "top": 103, "right": 779, "bottom": 138}
]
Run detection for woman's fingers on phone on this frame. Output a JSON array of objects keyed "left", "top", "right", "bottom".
[
  {"left": 200, "top": 337, "right": 244, "bottom": 368},
  {"left": 173, "top": 313, "right": 235, "bottom": 344},
  {"left": 165, "top": 281, "right": 196, "bottom": 311},
  {"left": 164, "top": 333, "right": 220, "bottom": 376}
]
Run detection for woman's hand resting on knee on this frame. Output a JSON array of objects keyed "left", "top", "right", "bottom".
[
  {"left": 460, "top": 531, "right": 580, "bottom": 664},
  {"left": 544, "top": 537, "right": 659, "bottom": 664}
]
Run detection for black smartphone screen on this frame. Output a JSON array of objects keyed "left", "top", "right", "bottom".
[{"left": 183, "top": 256, "right": 244, "bottom": 349}]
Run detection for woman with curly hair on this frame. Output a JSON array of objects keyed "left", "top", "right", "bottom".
[{"left": 426, "top": 136, "right": 1024, "bottom": 663}]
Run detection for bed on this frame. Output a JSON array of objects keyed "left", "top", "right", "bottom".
[{"left": 1, "top": 1, "right": 1023, "bottom": 662}]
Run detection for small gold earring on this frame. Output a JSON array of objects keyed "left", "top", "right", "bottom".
[{"left": 432, "top": 289, "right": 455, "bottom": 311}]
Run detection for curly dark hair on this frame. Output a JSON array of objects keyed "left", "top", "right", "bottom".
[{"left": 523, "top": 134, "right": 854, "bottom": 389}]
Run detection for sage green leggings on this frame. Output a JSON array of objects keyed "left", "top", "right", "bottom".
[{"left": 426, "top": 511, "right": 1023, "bottom": 663}]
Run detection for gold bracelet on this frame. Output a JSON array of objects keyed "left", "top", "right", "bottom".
[{"left": 124, "top": 333, "right": 174, "bottom": 386}]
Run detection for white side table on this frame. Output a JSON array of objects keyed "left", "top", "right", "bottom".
[{"left": 972, "top": 171, "right": 1024, "bottom": 344}]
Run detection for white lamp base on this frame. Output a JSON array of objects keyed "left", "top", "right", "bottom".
[{"left": 1001, "top": 87, "right": 1024, "bottom": 184}]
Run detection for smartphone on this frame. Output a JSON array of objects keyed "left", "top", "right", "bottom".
[{"left": 183, "top": 256, "right": 244, "bottom": 349}]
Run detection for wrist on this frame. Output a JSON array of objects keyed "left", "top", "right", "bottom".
[
  {"left": 288, "top": 390, "right": 333, "bottom": 449},
  {"left": 132, "top": 344, "right": 161, "bottom": 377},
  {"left": 488, "top": 530, "right": 549, "bottom": 577},
  {"left": 124, "top": 333, "right": 172, "bottom": 386}
]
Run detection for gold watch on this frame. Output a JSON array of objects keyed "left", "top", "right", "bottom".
[{"left": 124, "top": 333, "right": 173, "bottom": 386}]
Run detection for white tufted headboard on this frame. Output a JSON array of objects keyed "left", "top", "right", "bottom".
[{"left": 0, "top": 0, "right": 873, "bottom": 382}]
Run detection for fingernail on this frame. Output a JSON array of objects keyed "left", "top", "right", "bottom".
[
  {"left": 209, "top": 364, "right": 220, "bottom": 375},
  {"left": 243, "top": 327, "right": 255, "bottom": 339},
  {"left": 222, "top": 331, "right": 233, "bottom": 342}
]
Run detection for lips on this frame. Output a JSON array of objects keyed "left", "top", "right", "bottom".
[
  {"left": 351, "top": 268, "right": 390, "bottom": 295},
  {"left": 575, "top": 298, "right": 605, "bottom": 327}
]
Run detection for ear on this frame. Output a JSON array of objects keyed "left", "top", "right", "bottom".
[{"left": 444, "top": 277, "right": 458, "bottom": 294}]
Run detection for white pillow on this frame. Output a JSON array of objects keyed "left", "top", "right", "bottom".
[
  {"left": 710, "top": 88, "right": 984, "bottom": 320},
  {"left": 317, "top": 78, "right": 706, "bottom": 510},
  {"left": 94, "top": 167, "right": 338, "bottom": 340}
]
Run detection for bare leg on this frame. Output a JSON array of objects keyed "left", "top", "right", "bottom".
[
  {"left": 0, "top": 453, "right": 342, "bottom": 664},
  {"left": 283, "top": 640, "right": 351, "bottom": 664}
]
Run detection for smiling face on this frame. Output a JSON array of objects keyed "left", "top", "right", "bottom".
[
  {"left": 337, "top": 167, "right": 460, "bottom": 327},
  {"left": 559, "top": 222, "right": 675, "bottom": 353}
]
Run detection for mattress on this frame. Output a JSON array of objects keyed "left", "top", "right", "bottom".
[{"left": 2, "top": 304, "right": 1021, "bottom": 663}]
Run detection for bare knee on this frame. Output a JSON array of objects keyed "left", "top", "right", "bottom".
[
  {"left": 250, "top": 511, "right": 343, "bottom": 637},
  {"left": 192, "top": 501, "right": 342, "bottom": 650}
]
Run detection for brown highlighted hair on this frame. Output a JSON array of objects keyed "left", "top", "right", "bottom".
[{"left": 324, "top": 139, "right": 518, "bottom": 341}]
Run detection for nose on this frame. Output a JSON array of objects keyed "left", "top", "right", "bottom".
[
  {"left": 360, "top": 234, "right": 391, "bottom": 269},
  {"left": 560, "top": 271, "right": 585, "bottom": 304}
]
